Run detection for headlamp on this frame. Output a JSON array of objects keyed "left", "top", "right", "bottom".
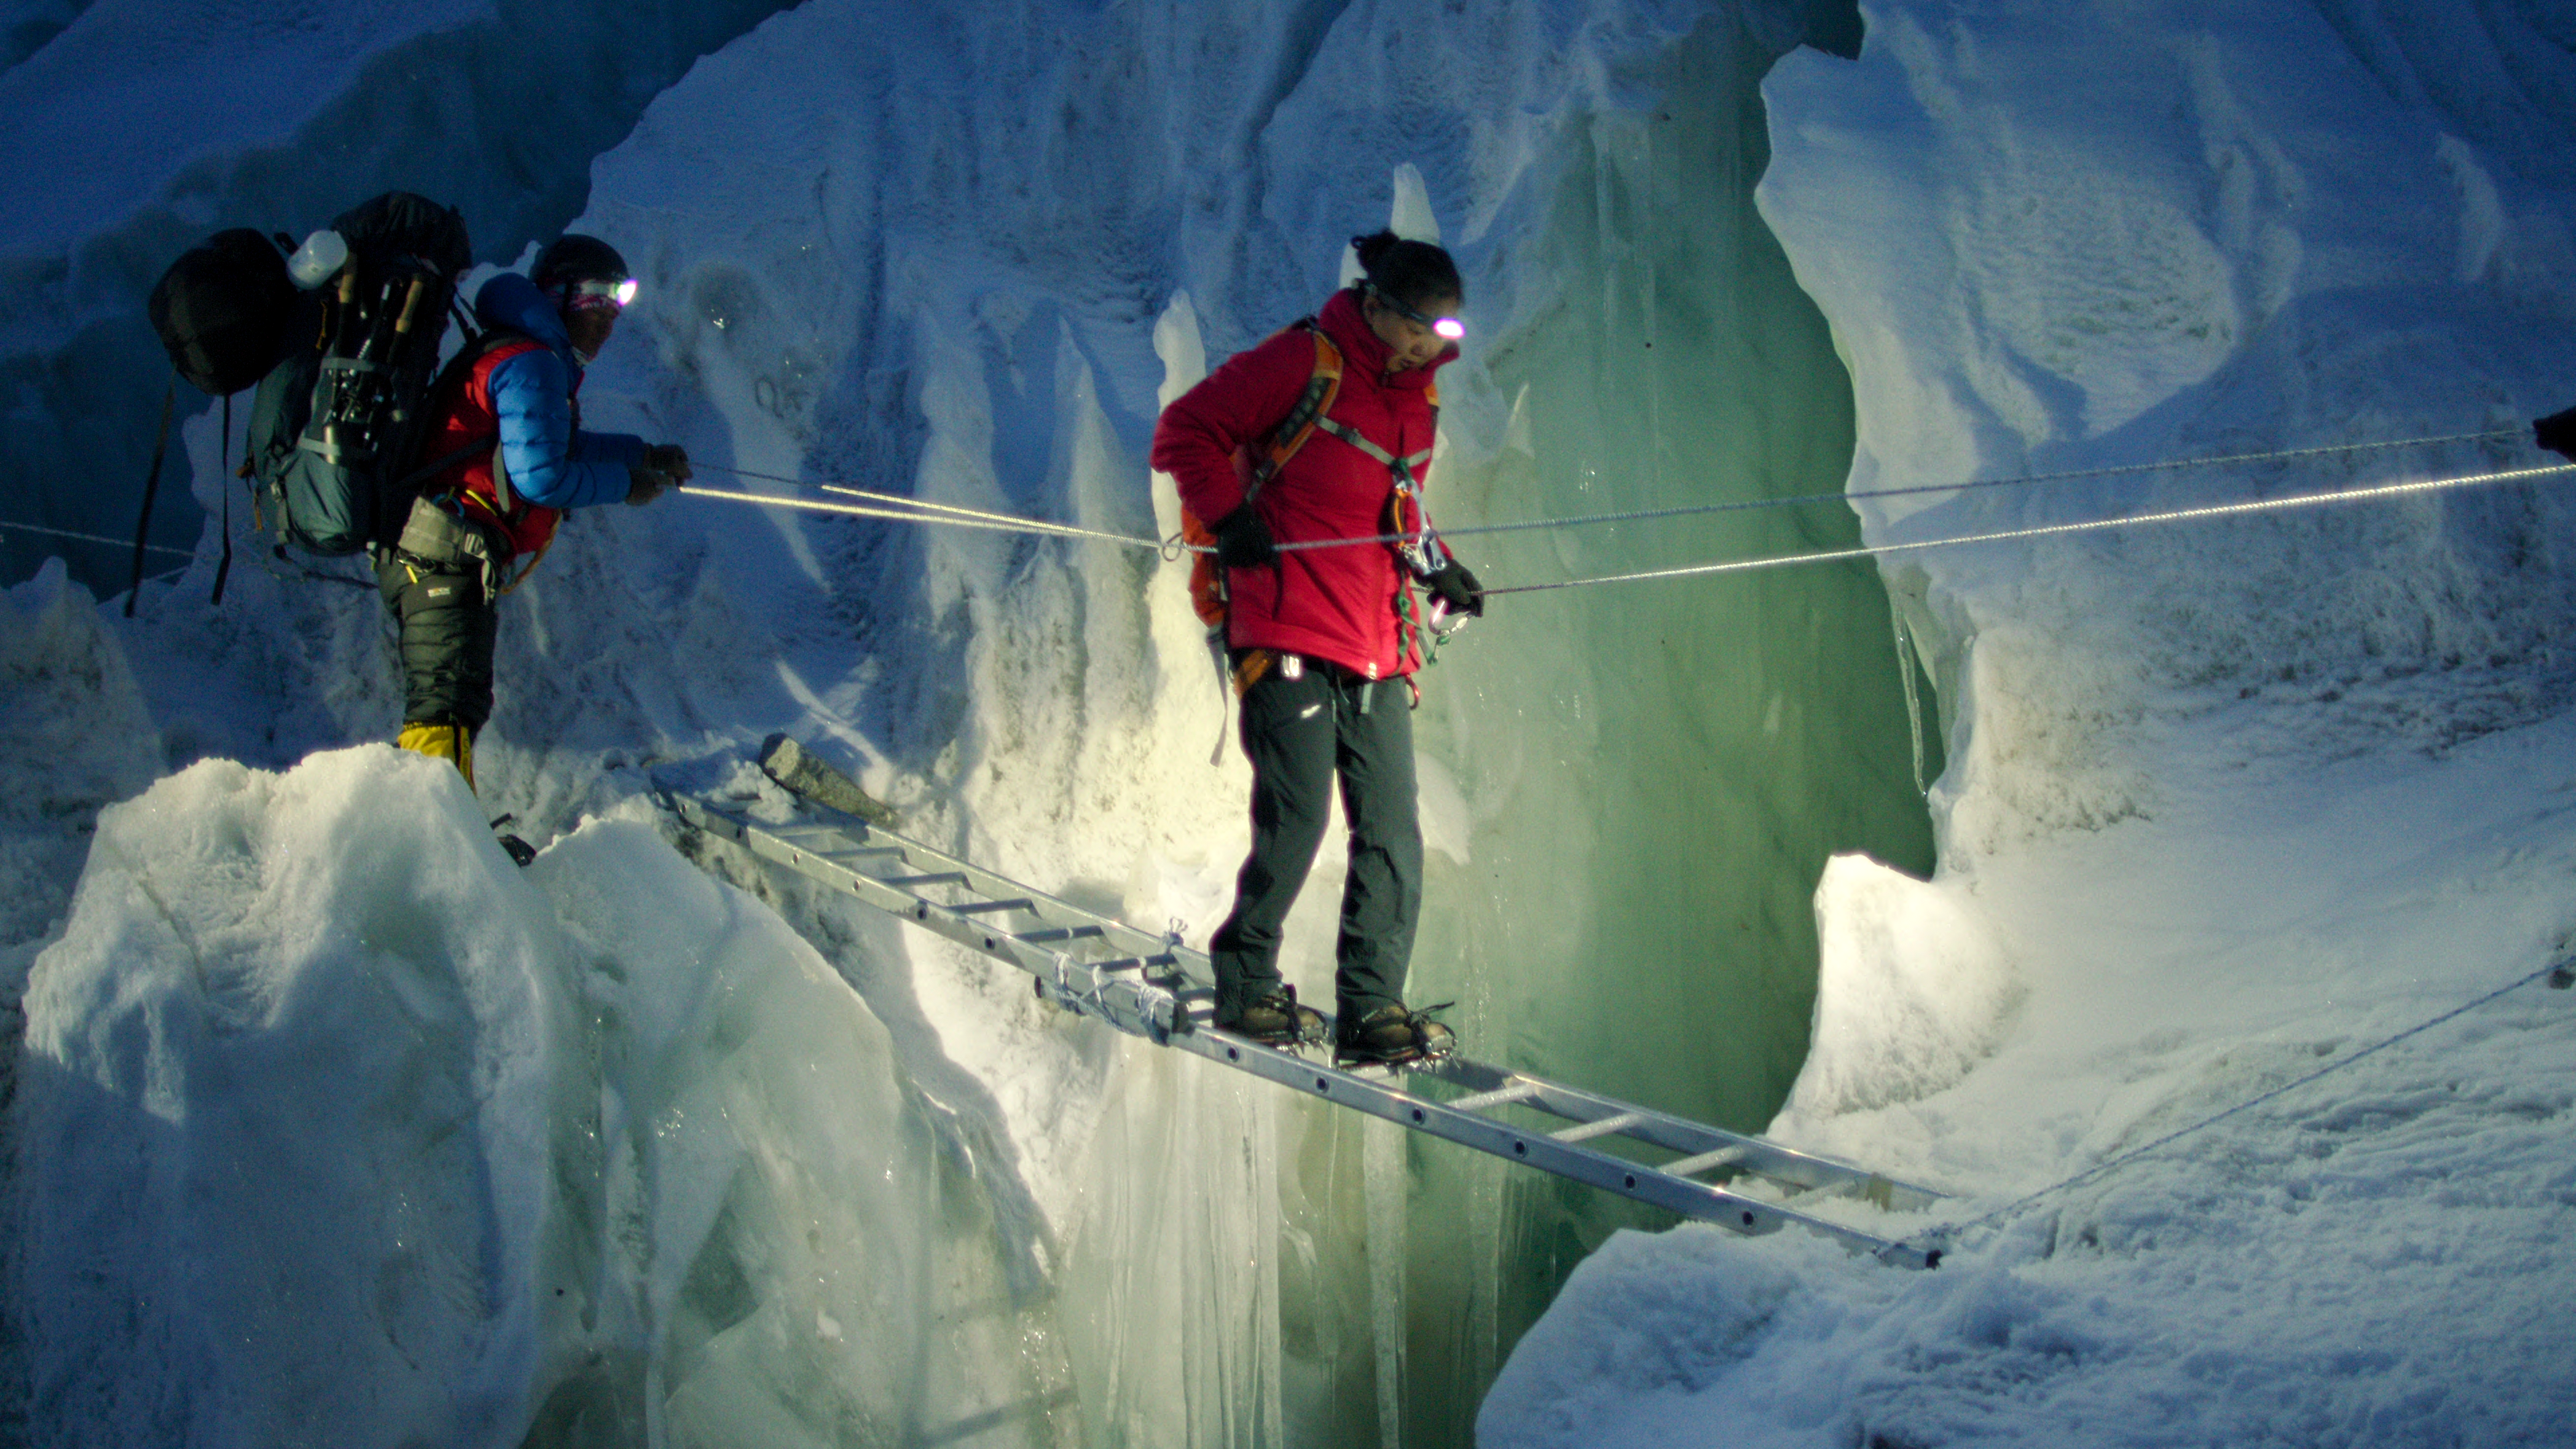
[
  {"left": 1367, "top": 282, "right": 1464, "bottom": 341},
  {"left": 570, "top": 277, "right": 639, "bottom": 308}
]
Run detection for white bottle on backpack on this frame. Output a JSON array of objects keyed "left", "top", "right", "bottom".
[{"left": 287, "top": 229, "right": 348, "bottom": 289}]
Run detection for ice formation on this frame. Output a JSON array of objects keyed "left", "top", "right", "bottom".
[
  {"left": 1486, "top": 0, "right": 2576, "bottom": 1442},
  {"left": 5, "top": 0, "right": 2573, "bottom": 1443}
]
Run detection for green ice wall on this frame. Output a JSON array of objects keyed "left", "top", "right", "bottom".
[{"left": 1342, "top": 14, "right": 1937, "bottom": 1441}]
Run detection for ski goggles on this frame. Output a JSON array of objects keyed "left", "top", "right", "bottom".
[
  {"left": 1366, "top": 282, "right": 1464, "bottom": 341},
  {"left": 565, "top": 277, "right": 639, "bottom": 310}
]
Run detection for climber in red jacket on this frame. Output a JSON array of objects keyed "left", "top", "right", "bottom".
[{"left": 1152, "top": 230, "right": 1484, "bottom": 1067}]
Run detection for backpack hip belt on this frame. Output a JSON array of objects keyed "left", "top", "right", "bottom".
[{"left": 392, "top": 494, "right": 510, "bottom": 594}]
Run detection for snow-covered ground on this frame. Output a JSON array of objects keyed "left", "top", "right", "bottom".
[{"left": 8, "top": 0, "right": 2576, "bottom": 1444}]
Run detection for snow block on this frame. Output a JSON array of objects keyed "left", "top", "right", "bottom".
[
  {"left": 1782, "top": 853, "right": 2019, "bottom": 1120},
  {"left": 12, "top": 746, "right": 938, "bottom": 1446}
]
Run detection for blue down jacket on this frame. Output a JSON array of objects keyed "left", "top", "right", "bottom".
[{"left": 470, "top": 271, "right": 647, "bottom": 511}]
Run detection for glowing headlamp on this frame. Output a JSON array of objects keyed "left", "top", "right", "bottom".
[
  {"left": 570, "top": 277, "right": 639, "bottom": 308},
  {"left": 1368, "top": 282, "right": 1465, "bottom": 342}
]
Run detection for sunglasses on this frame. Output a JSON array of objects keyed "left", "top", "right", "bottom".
[
  {"left": 566, "top": 277, "right": 639, "bottom": 309},
  {"left": 1368, "top": 282, "right": 1465, "bottom": 341}
]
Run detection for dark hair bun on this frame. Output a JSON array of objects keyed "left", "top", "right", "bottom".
[{"left": 1349, "top": 230, "right": 1464, "bottom": 313}]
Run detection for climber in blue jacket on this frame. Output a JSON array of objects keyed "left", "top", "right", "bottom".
[{"left": 378, "top": 234, "right": 690, "bottom": 838}]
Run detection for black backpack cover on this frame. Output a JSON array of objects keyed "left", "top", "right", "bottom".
[
  {"left": 244, "top": 192, "right": 473, "bottom": 556},
  {"left": 148, "top": 228, "right": 300, "bottom": 396}
]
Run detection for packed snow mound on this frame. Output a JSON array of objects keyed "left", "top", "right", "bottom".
[{"left": 13, "top": 747, "right": 941, "bottom": 1447}]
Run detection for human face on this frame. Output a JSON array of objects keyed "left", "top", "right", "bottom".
[
  {"left": 1362, "top": 288, "right": 1462, "bottom": 372},
  {"left": 562, "top": 299, "right": 619, "bottom": 362}
]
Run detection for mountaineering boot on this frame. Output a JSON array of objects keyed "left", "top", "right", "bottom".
[
  {"left": 1334, "top": 1002, "right": 1455, "bottom": 1068},
  {"left": 488, "top": 813, "right": 537, "bottom": 869},
  {"left": 1216, "top": 985, "right": 1324, "bottom": 1048},
  {"left": 398, "top": 720, "right": 476, "bottom": 790}
]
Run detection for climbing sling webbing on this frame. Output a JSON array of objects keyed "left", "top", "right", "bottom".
[{"left": 1312, "top": 413, "right": 1451, "bottom": 679}]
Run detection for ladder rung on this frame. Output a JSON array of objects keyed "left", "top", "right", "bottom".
[
  {"left": 1018, "top": 926, "right": 1106, "bottom": 944},
  {"left": 1447, "top": 1082, "right": 1541, "bottom": 1114},
  {"left": 669, "top": 786, "right": 1945, "bottom": 1267},
  {"left": 1550, "top": 1110, "right": 1650, "bottom": 1144},
  {"left": 1663, "top": 1146, "right": 1751, "bottom": 1178}
]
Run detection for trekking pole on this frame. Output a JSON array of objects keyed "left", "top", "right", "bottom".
[{"left": 124, "top": 380, "right": 176, "bottom": 619}]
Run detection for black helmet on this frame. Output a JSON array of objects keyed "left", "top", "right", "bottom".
[{"left": 531, "top": 234, "right": 629, "bottom": 292}]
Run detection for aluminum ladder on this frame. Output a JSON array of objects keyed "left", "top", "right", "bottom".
[{"left": 658, "top": 788, "right": 1944, "bottom": 1269}]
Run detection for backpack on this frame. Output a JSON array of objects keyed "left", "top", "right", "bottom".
[{"left": 241, "top": 192, "right": 474, "bottom": 557}]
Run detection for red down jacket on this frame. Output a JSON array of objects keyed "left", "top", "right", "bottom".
[{"left": 1153, "top": 286, "right": 1455, "bottom": 680}]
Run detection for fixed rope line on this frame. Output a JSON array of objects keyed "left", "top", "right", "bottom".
[
  {"left": 1902, "top": 957, "right": 2571, "bottom": 1262},
  {"left": 3, "top": 520, "right": 193, "bottom": 556},
  {"left": 682, "top": 483, "right": 1164, "bottom": 550},
  {"left": 675, "top": 433, "right": 2559, "bottom": 580},
  {"left": 706, "top": 462, "right": 1074, "bottom": 527},
  {"left": 694, "top": 461, "right": 1157, "bottom": 543},
  {"left": 1266, "top": 425, "right": 2533, "bottom": 554},
  {"left": 1485, "top": 460, "right": 2576, "bottom": 596}
]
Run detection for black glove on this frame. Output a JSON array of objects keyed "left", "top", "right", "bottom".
[
  {"left": 1212, "top": 504, "right": 1277, "bottom": 568},
  {"left": 2536, "top": 406, "right": 2576, "bottom": 463},
  {"left": 627, "top": 443, "right": 692, "bottom": 506},
  {"left": 1426, "top": 559, "right": 1484, "bottom": 618}
]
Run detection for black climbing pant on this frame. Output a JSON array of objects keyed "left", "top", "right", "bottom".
[
  {"left": 1209, "top": 658, "right": 1424, "bottom": 1023},
  {"left": 376, "top": 552, "right": 496, "bottom": 733}
]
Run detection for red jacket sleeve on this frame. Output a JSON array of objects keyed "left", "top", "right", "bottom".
[{"left": 1151, "top": 327, "right": 1318, "bottom": 524}]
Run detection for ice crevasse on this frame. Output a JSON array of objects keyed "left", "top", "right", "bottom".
[
  {"left": 1485, "top": 1, "right": 2576, "bottom": 1444},
  {"left": 9, "top": 0, "right": 2576, "bottom": 1443}
]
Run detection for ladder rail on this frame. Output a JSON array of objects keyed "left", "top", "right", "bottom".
[
  {"left": 1172, "top": 1024, "right": 1936, "bottom": 1268},
  {"left": 1420, "top": 1059, "right": 1943, "bottom": 1212},
  {"left": 659, "top": 790, "right": 1942, "bottom": 1267}
]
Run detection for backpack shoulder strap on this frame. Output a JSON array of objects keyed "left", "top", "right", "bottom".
[
  {"left": 1244, "top": 319, "right": 1342, "bottom": 502},
  {"left": 390, "top": 327, "right": 538, "bottom": 497}
]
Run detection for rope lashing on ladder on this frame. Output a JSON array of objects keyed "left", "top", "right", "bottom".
[
  {"left": 672, "top": 431, "right": 2574, "bottom": 586},
  {"left": 1896, "top": 957, "right": 2574, "bottom": 1264}
]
